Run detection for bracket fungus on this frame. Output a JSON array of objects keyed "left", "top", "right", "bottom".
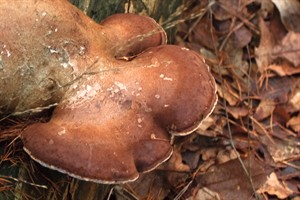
[{"left": 0, "top": 0, "right": 217, "bottom": 183}]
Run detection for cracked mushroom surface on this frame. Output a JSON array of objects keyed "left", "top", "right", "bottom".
[{"left": 0, "top": 0, "right": 217, "bottom": 183}]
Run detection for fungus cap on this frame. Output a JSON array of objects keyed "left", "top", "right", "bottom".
[
  {"left": 2, "top": 0, "right": 219, "bottom": 184},
  {"left": 22, "top": 45, "right": 217, "bottom": 183},
  {"left": 100, "top": 13, "right": 167, "bottom": 57}
]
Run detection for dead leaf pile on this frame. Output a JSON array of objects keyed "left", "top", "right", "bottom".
[{"left": 175, "top": 0, "right": 300, "bottom": 199}]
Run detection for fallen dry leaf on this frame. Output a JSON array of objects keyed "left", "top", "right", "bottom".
[
  {"left": 289, "top": 88, "right": 300, "bottom": 111},
  {"left": 255, "top": 4, "right": 288, "bottom": 74},
  {"left": 195, "top": 156, "right": 271, "bottom": 200},
  {"left": 257, "top": 172, "right": 294, "bottom": 199},
  {"left": 216, "top": 148, "right": 238, "bottom": 164},
  {"left": 258, "top": 76, "right": 296, "bottom": 104},
  {"left": 182, "top": 150, "right": 202, "bottom": 170},
  {"left": 260, "top": 133, "right": 300, "bottom": 162},
  {"left": 254, "top": 99, "right": 276, "bottom": 121},
  {"left": 201, "top": 147, "right": 219, "bottom": 161},
  {"left": 259, "top": 0, "right": 274, "bottom": 19},
  {"left": 272, "top": 0, "right": 300, "bottom": 32},
  {"left": 293, "top": 196, "right": 300, "bottom": 200},
  {"left": 255, "top": 17, "right": 276, "bottom": 72},
  {"left": 163, "top": 149, "right": 190, "bottom": 172},
  {"left": 163, "top": 148, "right": 191, "bottom": 188},
  {"left": 189, "top": 17, "right": 218, "bottom": 50},
  {"left": 268, "top": 63, "right": 300, "bottom": 76},
  {"left": 223, "top": 48, "right": 252, "bottom": 90},
  {"left": 272, "top": 31, "right": 300, "bottom": 66},
  {"left": 217, "top": 83, "right": 240, "bottom": 106},
  {"left": 196, "top": 115, "right": 219, "bottom": 137},
  {"left": 231, "top": 25, "right": 252, "bottom": 49},
  {"left": 227, "top": 106, "right": 249, "bottom": 119},
  {"left": 197, "top": 116, "right": 215, "bottom": 132},
  {"left": 211, "top": 0, "right": 254, "bottom": 21},
  {"left": 287, "top": 114, "right": 300, "bottom": 133},
  {"left": 187, "top": 187, "right": 221, "bottom": 200},
  {"left": 124, "top": 171, "right": 170, "bottom": 200}
]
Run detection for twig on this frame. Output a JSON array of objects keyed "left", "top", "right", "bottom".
[{"left": 208, "top": 1, "right": 260, "bottom": 199}]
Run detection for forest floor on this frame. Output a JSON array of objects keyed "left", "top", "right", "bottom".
[
  {"left": 123, "top": 1, "right": 300, "bottom": 199},
  {"left": 1, "top": 0, "right": 300, "bottom": 200},
  {"left": 166, "top": 0, "right": 300, "bottom": 199}
]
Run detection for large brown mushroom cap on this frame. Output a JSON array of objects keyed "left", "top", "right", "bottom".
[
  {"left": 0, "top": 1, "right": 166, "bottom": 114},
  {"left": 100, "top": 13, "right": 167, "bottom": 57},
  {"left": 22, "top": 45, "right": 217, "bottom": 183},
  {"left": 0, "top": 0, "right": 217, "bottom": 183}
]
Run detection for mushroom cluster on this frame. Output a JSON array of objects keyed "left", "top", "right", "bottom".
[{"left": 0, "top": 0, "right": 217, "bottom": 183}]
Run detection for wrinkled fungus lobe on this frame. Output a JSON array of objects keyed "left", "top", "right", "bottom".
[{"left": 0, "top": 0, "right": 217, "bottom": 183}]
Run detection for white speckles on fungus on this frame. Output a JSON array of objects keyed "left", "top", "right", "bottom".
[{"left": 1, "top": 0, "right": 217, "bottom": 184}]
